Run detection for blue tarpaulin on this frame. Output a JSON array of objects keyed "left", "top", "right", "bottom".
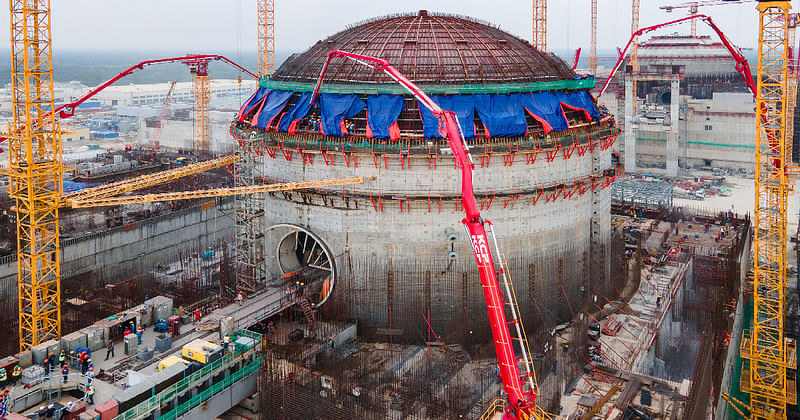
[
  {"left": 319, "top": 93, "right": 366, "bottom": 137},
  {"left": 556, "top": 91, "right": 601, "bottom": 121},
  {"left": 238, "top": 88, "right": 270, "bottom": 121},
  {"left": 519, "top": 92, "right": 569, "bottom": 133},
  {"left": 366, "top": 95, "right": 405, "bottom": 139},
  {"left": 473, "top": 94, "right": 528, "bottom": 138},
  {"left": 278, "top": 92, "right": 315, "bottom": 133},
  {"left": 63, "top": 180, "right": 97, "bottom": 193},
  {"left": 254, "top": 90, "right": 293, "bottom": 130},
  {"left": 418, "top": 95, "right": 475, "bottom": 139}
]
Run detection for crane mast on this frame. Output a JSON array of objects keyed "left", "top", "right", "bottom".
[
  {"left": 257, "top": 0, "right": 276, "bottom": 76},
  {"left": 746, "top": 2, "right": 793, "bottom": 417},
  {"left": 532, "top": 0, "right": 547, "bottom": 52},
  {"left": 631, "top": 0, "right": 641, "bottom": 110},
  {"left": 590, "top": 0, "right": 598, "bottom": 75},
  {"left": 190, "top": 59, "right": 211, "bottom": 152},
  {"left": 8, "top": 0, "right": 63, "bottom": 351}
]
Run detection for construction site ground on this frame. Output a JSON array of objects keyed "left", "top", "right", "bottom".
[{"left": 559, "top": 204, "right": 749, "bottom": 419}]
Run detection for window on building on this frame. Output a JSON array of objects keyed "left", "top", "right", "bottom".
[{"left": 704, "top": 125, "right": 712, "bottom": 131}]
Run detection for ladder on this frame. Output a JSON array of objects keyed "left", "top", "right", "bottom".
[
  {"left": 485, "top": 221, "right": 539, "bottom": 399},
  {"left": 298, "top": 296, "right": 315, "bottom": 323}
]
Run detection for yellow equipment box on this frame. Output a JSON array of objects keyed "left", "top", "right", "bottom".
[
  {"left": 181, "top": 339, "right": 223, "bottom": 365},
  {"left": 157, "top": 355, "right": 189, "bottom": 372}
]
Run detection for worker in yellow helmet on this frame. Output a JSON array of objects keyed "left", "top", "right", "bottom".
[{"left": 11, "top": 365, "right": 21, "bottom": 386}]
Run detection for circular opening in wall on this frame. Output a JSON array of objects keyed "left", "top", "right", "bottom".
[{"left": 270, "top": 224, "right": 336, "bottom": 309}]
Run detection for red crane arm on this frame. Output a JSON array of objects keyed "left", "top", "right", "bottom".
[
  {"left": 56, "top": 54, "right": 258, "bottom": 119},
  {"left": 311, "top": 50, "right": 537, "bottom": 418},
  {"left": 573, "top": 48, "right": 582, "bottom": 70},
  {"left": 150, "top": 80, "right": 178, "bottom": 149},
  {"left": 1, "top": 54, "right": 257, "bottom": 146},
  {"left": 598, "top": 14, "right": 755, "bottom": 98}
]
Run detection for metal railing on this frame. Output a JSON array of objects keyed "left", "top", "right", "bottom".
[{"left": 114, "top": 329, "right": 261, "bottom": 420}]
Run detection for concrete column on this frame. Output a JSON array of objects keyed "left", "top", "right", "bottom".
[
  {"left": 666, "top": 79, "right": 680, "bottom": 177},
  {"left": 624, "top": 78, "right": 636, "bottom": 173}
]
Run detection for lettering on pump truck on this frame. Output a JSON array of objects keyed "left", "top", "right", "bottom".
[{"left": 470, "top": 234, "right": 491, "bottom": 265}]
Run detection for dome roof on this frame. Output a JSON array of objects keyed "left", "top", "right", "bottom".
[{"left": 273, "top": 11, "right": 576, "bottom": 85}]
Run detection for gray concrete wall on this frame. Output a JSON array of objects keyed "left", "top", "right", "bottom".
[
  {"left": 253, "top": 133, "right": 614, "bottom": 339},
  {"left": 0, "top": 201, "right": 235, "bottom": 295},
  {"left": 180, "top": 372, "right": 258, "bottom": 420},
  {"left": 624, "top": 92, "right": 756, "bottom": 172}
]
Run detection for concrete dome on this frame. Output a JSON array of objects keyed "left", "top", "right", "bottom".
[{"left": 272, "top": 11, "right": 575, "bottom": 85}]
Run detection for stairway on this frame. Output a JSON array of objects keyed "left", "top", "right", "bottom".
[{"left": 298, "top": 296, "right": 315, "bottom": 323}]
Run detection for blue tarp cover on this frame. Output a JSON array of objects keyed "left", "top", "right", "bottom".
[
  {"left": 519, "top": 92, "right": 569, "bottom": 133},
  {"left": 366, "top": 95, "right": 405, "bottom": 139},
  {"left": 473, "top": 94, "right": 528, "bottom": 138},
  {"left": 418, "top": 95, "right": 475, "bottom": 139},
  {"left": 278, "top": 92, "right": 314, "bottom": 133},
  {"left": 238, "top": 87, "right": 270, "bottom": 121},
  {"left": 319, "top": 94, "right": 366, "bottom": 137},
  {"left": 556, "top": 91, "right": 601, "bottom": 121},
  {"left": 254, "top": 90, "right": 294, "bottom": 130}
]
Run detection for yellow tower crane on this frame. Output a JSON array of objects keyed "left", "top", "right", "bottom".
[
  {"left": 5, "top": 0, "right": 364, "bottom": 351},
  {"left": 590, "top": 0, "right": 598, "bottom": 75},
  {"left": 258, "top": 0, "right": 276, "bottom": 76},
  {"left": 724, "top": 1, "right": 798, "bottom": 418},
  {"left": 631, "top": 0, "right": 641, "bottom": 110},
  {"left": 532, "top": 0, "right": 547, "bottom": 52},
  {"left": 7, "top": 0, "right": 63, "bottom": 351},
  {"left": 189, "top": 59, "right": 211, "bottom": 152}
]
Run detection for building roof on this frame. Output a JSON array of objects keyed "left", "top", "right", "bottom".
[
  {"left": 638, "top": 35, "right": 737, "bottom": 62},
  {"left": 272, "top": 11, "right": 576, "bottom": 85}
]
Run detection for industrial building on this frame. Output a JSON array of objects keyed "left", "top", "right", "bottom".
[
  {"left": 605, "top": 35, "right": 757, "bottom": 175},
  {"left": 94, "top": 80, "right": 256, "bottom": 107},
  {"left": 232, "top": 10, "right": 620, "bottom": 347}
]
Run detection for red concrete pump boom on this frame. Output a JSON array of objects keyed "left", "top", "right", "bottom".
[
  {"left": 1, "top": 54, "right": 257, "bottom": 144},
  {"left": 311, "top": 50, "right": 542, "bottom": 419},
  {"left": 598, "top": 14, "right": 755, "bottom": 98}
]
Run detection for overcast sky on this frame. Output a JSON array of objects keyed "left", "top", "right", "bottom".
[{"left": 0, "top": 1, "right": 762, "bottom": 54}]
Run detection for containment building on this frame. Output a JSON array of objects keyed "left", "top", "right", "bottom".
[{"left": 231, "top": 11, "right": 621, "bottom": 343}]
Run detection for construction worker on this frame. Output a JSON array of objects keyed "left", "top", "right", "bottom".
[
  {"left": 136, "top": 327, "right": 143, "bottom": 345},
  {"left": 86, "top": 367, "right": 94, "bottom": 384},
  {"left": 58, "top": 350, "right": 65, "bottom": 366},
  {"left": 656, "top": 295, "right": 662, "bottom": 308},
  {"left": 194, "top": 308, "right": 201, "bottom": 324},
  {"left": 81, "top": 356, "right": 89, "bottom": 375},
  {"left": 0, "top": 368, "right": 6, "bottom": 388},
  {"left": 85, "top": 384, "right": 94, "bottom": 405},
  {"left": 223, "top": 335, "right": 231, "bottom": 353},
  {"left": 11, "top": 365, "right": 21, "bottom": 386},
  {"left": 105, "top": 340, "right": 115, "bottom": 360},
  {"left": 61, "top": 364, "right": 69, "bottom": 382},
  {"left": 236, "top": 291, "right": 244, "bottom": 305},
  {"left": 43, "top": 358, "right": 50, "bottom": 379}
]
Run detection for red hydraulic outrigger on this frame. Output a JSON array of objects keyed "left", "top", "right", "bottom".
[{"left": 311, "top": 50, "right": 548, "bottom": 420}]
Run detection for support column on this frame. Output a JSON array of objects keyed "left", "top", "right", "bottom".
[
  {"left": 234, "top": 139, "right": 266, "bottom": 296},
  {"left": 624, "top": 78, "right": 636, "bottom": 173},
  {"left": 666, "top": 79, "right": 680, "bottom": 177}
]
